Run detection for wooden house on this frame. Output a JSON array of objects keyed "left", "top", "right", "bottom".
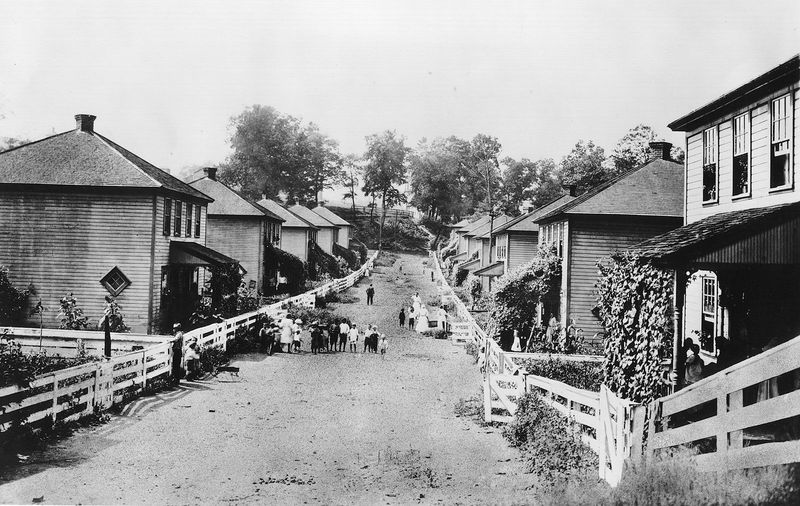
[
  {"left": 0, "top": 114, "right": 239, "bottom": 333},
  {"left": 451, "top": 217, "right": 486, "bottom": 262},
  {"left": 289, "top": 204, "right": 338, "bottom": 255},
  {"left": 535, "top": 146, "right": 685, "bottom": 345},
  {"left": 635, "top": 55, "right": 800, "bottom": 382},
  {"left": 257, "top": 198, "right": 318, "bottom": 263},
  {"left": 189, "top": 168, "right": 284, "bottom": 292},
  {"left": 312, "top": 205, "right": 351, "bottom": 248},
  {"left": 468, "top": 215, "right": 513, "bottom": 291},
  {"left": 454, "top": 215, "right": 493, "bottom": 264},
  {"left": 476, "top": 195, "right": 576, "bottom": 290}
]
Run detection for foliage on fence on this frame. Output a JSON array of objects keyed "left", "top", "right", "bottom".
[
  {"left": 515, "top": 357, "right": 603, "bottom": 392},
  {"left": 263, "top": 242, "right": 307, "bottom": 294},
  {"left": 0, "top": 266, "right": 30, "bottom": 325},
  {"left": 210, "top": 262, "right": 244, "bottom": 318},
  {"left": 333, "top": 243, "right": 359, "bottom": 270},
  {"left": 0, "top": 336, "right": 99, "bottom": 388},
  {"left": 455, "top": 268, "right": 469, "bottom": 287},
  {"left": 307, "top": 243, "right": 344, "bottom": 281},
  {"left": 487, "top": 246, "right": 561, "bottom": 343},
  {"left": 596, "top": 251, "right": 673, "bottom": 403},
  {"left": 503, "top": 391, "right": 598, "bottom": 485},
  {"left": 349, "top": 238, "right": 368, "bottom": 264},
  {"left": 102, "top": 297, "right": 129, "bottom": 332}
]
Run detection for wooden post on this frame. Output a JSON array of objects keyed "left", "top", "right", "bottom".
[
  {"left": 141, "top": 349, "right": 148, "bottom": 391},
  {"left": 671, "top": 270, "right": 687, "bottom": 390},
  {"left": 51, "top": 374, "right": 59, "bottom": 424},
  {"left": 484, "top": 373, "right": 492, "bottom": 423}
]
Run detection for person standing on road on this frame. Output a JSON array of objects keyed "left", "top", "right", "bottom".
[
  {"left": 379, "top": 334, "right": 388, "bottom": 358},
  {"left": 366, "top": 284, "right": 375, "bottom": 305},
  {"left": 408, "top": 306, "right": 416, "bottom": 330},
  {"left": 339, "top": 319, "right": 350, "bottom": 352},
  {"left": 399, "top": 307, "right": 406, "bottom": 328},
  {"left": 328, "top": 319, "right": 340, "bottom": 353},
  {"left": 171, "top": 323, "right": 184, "bottom": 384},
  {"left": 280, "top": 315, "right": 294, "bottom": 353},
  {"left": 348, "top": 323, "right": 360, "bottom": 353}
]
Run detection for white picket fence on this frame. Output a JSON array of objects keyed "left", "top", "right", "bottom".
[{"left": 0, "top": 251, "right": 377, "bottom": 433}]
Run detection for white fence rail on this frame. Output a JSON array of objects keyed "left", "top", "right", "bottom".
[
  {"left": 2, "top": 328, "right": 170, "bottom": 356},
  {"left": 0, "top": 251, "right": 378, "bottom": 433}
]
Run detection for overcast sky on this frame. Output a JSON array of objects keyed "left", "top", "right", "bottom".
[{"left": 1, "top": 0, "right": 798, "bottom": 178}]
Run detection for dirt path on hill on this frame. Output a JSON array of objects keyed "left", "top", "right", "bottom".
[{"left": 0, "top": 252, "right": 536, "bottom": 505}]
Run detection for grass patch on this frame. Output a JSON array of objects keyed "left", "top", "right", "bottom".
[{"left": 383, "top": 447, "right": 440, "bottom": 488}]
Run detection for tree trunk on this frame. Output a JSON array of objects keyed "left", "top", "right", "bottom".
[{"left": 378, "top": 192, "right": 386, "bottom": 250}]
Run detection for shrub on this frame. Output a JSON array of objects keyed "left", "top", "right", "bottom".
[
  {"left": 454, "top": 268, "right": 469, "bottom": 287},
  {"left": 0, "top": 267, "right": 30, "bottom": 325},
  {"left": 308, "top": 243, "right": 344, "bottom": 281},
  {"left": 503, "top": 392, "right": 597, "bottom": 485},
  {"left": 487, "top": 246, "right": 561, "bottom": 345},
  {"left": 199, "top": 345, "right": 228, "bottom": 373},
  {"left": 333, "top": 243, "right": 359, "bottom": 270},
  {"left": 515, "top": 357, "right": 603, "bottom": 392},
  {"left": 465, "top": 341, "right": 479, "bottom": 363},
  {"left": 103, "top": 296, "right": 129, "bottom": 332},
  {"left": 467, "top": 274, "right": 481, "bottom": 305},
  {"left": 0, "top": 334, "right": 99, "bottom": 388},
  {"left": 264, "top": 243, "right": 307, "bottom": 294},
  {"left": 58, "top": 293, "right": 89, "bottom": 330},
  {"left": 349, "top": 239, "right": 368, "bottom": 264},
  {"left": 596, "top": 251, "right": 673, "bottom": 404}
]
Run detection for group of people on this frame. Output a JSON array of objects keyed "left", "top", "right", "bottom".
[
  {"left": 398, "top": 292, "right": 429, "bottom": 332},
  {"left": 257, "top": 317, "right": 389, "bottom": 357}
]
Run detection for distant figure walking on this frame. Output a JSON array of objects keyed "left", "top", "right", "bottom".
[
  {"left": 399, "top": 307, "right": 406, "bottom": 328},
  {"left": 366, "top": 284, "right": 375, "bottom": 305}
]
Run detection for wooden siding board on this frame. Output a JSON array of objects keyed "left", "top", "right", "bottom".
[
  {"left": 206, "top": 216, "right": 264, "bottom": 290},
  {"left": 281, "top": 228, "right": 308, "bottom": 262},
  {"left": 0, "top": 192, "right": 156, "bottom": 333},
  {"left": 567, "top": 216, "right": 682, "bottom": 344},
  {"left": 508, "top": 232, "right": 538, "bottom": 271}
]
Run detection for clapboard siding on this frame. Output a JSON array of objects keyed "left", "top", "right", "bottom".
[
  {"left": 206, "top": 216, "right": 264, "bottom": 290},
  {"left": 508, "top": 232, "right": 539, "bottom": 271},
  {"left": 481, "top": 239, "right": 490, "bottom": 268},
  {"left": 686, "top": 87, "right": 799, "bottom": 224},
  {"left": 0, "top": 191, "right": 156, "bottom": 333},
  {"left": 568, "top": 216, "right": 682, "bottom": 344},
  {"left": 281, "top": 228, "right": 309, "bottom": 262},
  {"left": 317, "top": 228, "right": 335, "bottom": 254},
  {"left": 338, "top": 225, "right": 350, "bottom": 248}
]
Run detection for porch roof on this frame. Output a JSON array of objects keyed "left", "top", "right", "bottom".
[
  {"left": 634, "top": 201, "right": 800, "bottom": 266},
  {"left": 459, "top": 258, "right": 481, "bottom": 272},
  {"left": 474, "top": 261, "right": 505, "bottom": 277},
  {"left": 169, "top": 241, "right": 239, "bottom": 267}
]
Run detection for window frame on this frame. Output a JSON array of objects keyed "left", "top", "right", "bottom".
[
  {"left": 100, "top": 266, "right": 131, "bottom": 297},
  {"left": 163, "top": 198, "right": 172, "bottom": 236},
  {"left": 700, "top": 276, "right": 718, "bottom": 355},
  {"left": 732, "top": 112, "right": 751, "bottom": 198},
  {"left": 174, "top": 201, "right": 182, "bottom": 236},
  {"left": 185, "top": 203, "right": 193, "bottom": 238},
  {"left": 194, "top": 205, "right": 201, "bottom": 237},
  {"left": 769, "top": 93, "right": 793, "bottom": 191},
  {"left": 702, "top": 126, "right": 719, "bottom": 204}
]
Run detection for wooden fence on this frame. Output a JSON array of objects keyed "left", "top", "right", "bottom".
[
  {"left": 3, "top": 327, "right": 170, "bottom": 356},
  {"left": 641, "top": 332, "right": 800, "bottom": 473},
  {"left": 0, "top": 251, "right": 378, "bottom": 433}
]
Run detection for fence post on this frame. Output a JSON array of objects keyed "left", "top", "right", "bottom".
[
  {"left": 484, "top": 373, "right": 492, "bottom": 423},
  {"left": 141, "top": 349, "right": 147, "bottom": 392},
  {"left": 51, "top": 374, "right": 59, "bottom": 424}
]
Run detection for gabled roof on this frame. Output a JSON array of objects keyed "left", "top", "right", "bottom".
[
  {"left": 170, "top": 240, "right": 238, "bottom": 266},
  {"left": 257, "top": 198, "right": 317, "bottom": 229},
  {"left": 634, "top": 201, "right": 800, "bottom": 263},
  {"left": 451, "top": 218, "right": 471, "bottom": 229},
  {"left": 458, "top": 216, "right": 490, "bottom": 234},
  {"left": 0, "top": 126, "right": 211, "bottom": 202},
  {"left": 492, "top": 195, "right": 578, "bottom": 235},
  {"left": 536, "top": 157, "right": 684, "bottom": 224},
  {"left": 474, "top": 215, "right": 514, "bottom": 239},
  {"left": 312, "top": 205, "right": 351, "bottom": 226},
  {"left": 462, "top": 215, "right": 495, "bottom": 237},
  {"left": 669, "top": 54, "right": 799, "bottom": 132},
  {"left": 189, "top": 177, "right": 283, "bottom": 220},
  {"left": 290, "top": 204, "right": 338, "bottom": 228}
]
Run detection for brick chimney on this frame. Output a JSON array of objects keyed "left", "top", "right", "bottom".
[
  {"left": 562, "top": 183, "right": 577, "bottom": 197},
  {"left": 203, "top": 167, "right": 218, "bottom": 181},
  {"left": 649, "top": 141, "right": 673, "bottom": 161},
  {"left": 75, "top": 114, "right": 96, "bottom": 133}
]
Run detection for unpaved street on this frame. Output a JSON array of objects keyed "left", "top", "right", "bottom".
[{"left": 0, "top": 252, "right": 534, "bottom": 505}]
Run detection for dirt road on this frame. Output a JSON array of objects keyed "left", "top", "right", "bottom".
[{"left": 0, "top": 252, "right": 534, "bottom": 505}]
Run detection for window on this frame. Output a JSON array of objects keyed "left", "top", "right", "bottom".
[
  {"left": 496, "top": 241, "right": 506, "bottom": 260},
  {"left": 557, "top": 222, "right": 564, "bottom": 257},
  {"left": 701, "top": 276, "right": 718, "bottom": 353},
  {"left": 702, "top": 127, "right": 718, "bottom": 202},
  {"left": 771, "top": 94, "right": 792, "bottom": 189},
  {"left": 186, "top": 203, "right": 193, "bottom": 237},
  {"left": 194, "top": 205, "right": 201, "bottom": 237},
  {"left": 174, "top": 201, "right": 182, "bottom": 236},
  {"left": 309, "top": 229, "right": 317, "bottom": 244},
  {"left": 101, "top": 266, "right": 131, "bottom": 296},
  {"left": 732, "top": 112, "right": 750, "bottom": 196},
  {"left": 163, "top": 198, "right": 172, "bottom": 236},
  {"left": 333, "top": 228, "right": 339, "bottom": 245}
]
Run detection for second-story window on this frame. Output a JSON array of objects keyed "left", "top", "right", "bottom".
[
  {"left": 194, "top": 206, "right": 201, "bottom": 237},
  {"left": 702, "top": 126, "right": 718, "bottom": 203},
  {"left": 771, "top": 94, "right": 792, "bottom": 190},
  {"left": 732, "top": 112, "right": 750, "bottom": 196},
  {"left": 174, "top": 201, "right": 182, "bottom": 236},
  {"left": 185, "top": 203, "right": 193, "bottom": 237},
  {"left": 163, "top": 198, "right": 172, "bottom": 236}
]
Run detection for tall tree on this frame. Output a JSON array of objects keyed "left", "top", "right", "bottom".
[
  {"left": 341, "top": 154, "right": 361, "bottom": 218},
  {"left": 611, "top": 124, "right": 685, "bottom": 172},
  {"left": 498, "top": 157, "right": 536, "bottom": 216},
  {"left": 559, "top": 140, "right": 608, "bottom": 194},
  {"left": 362, "top": 130, "right": 410, "bottom": 249},
  {"left": 409, "top": 136, "right": 473, "bottom": 222},
  {"left": 468, "top": 134, "right": 502, "bottom": 258}
]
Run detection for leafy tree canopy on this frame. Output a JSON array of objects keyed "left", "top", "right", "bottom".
[
  {"left": 362, "top": 130, "right": 410, "bottom": 247},
  {"left": 559, "top": 140, "right": 608, "bottom": 194}
]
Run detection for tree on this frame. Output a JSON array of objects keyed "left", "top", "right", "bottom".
[
  {"left": 498, "top": 158, "right": 536, "bottom": 216},
  {"left": 304, "top": 124, "right": 344, "bottom": 206},
  {"left": 469, "top": 134, "right": 503, "bottom": 258},
  {"left": 341, "top": 154, "right": 361, "bottom": 217},
  {"left": 559, "top": 140, "right": 608, "bottom": 194},
  {"left": 610, "top": 124, "right": 686, "bottom": 173},
  {"left": 409, "top": 136, "right": 473, "bottom": 222},
  {"left": 362, "top": 130, "right": 410, "bottom": 249}
]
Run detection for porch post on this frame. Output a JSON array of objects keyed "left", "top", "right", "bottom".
[{"left": 670, "top": 269, "right": 687, "bottom": 391}]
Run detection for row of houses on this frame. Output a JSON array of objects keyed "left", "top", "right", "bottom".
[
  {"left": 452, "top": 54, "right": 800, "bottom": 385},
  {"left": 0, "top": 115, "right": 354, "bottom": 334}
]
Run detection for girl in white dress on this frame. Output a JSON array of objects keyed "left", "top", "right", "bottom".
[{"left": 416, "top": 305, "right": 429, "bottom": 332}]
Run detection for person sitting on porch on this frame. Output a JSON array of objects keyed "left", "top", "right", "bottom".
[{"left": 684, "top": 342, "right": 704, "bottom": 385}]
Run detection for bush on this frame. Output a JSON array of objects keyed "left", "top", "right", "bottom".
[
  {"left": 503, "top": 392, "right": 598, "bottom": 486},
  {"left": 333, "top": 243, "right": 359, "bottom": 270},
  {"left": 0, "top": 335, "right": 99, "bottom": 388},
  {"left": 264, "top": 243, "right": 306, "bottom": 294},
  {"left": 199, "top": 345, "right": 228, "bottom": 373},
  {"left": 349, "top": 239, "right": 368, "bottom": 264},
  {"left": 0, "top": 267, "right": 30, "bottom": 325},
  {"left": 454, "top": 268, "right": 469, "bottom": 287},
  {"left": 58, "top": 293, "right": 90, "bottom": 330},
  {"left": 103, "top": 297, "right": 129, "bottom": 332},
  {"left": 515, "top": 358, "right": 603, "bottom": 392},
  {"left": 465, "top": 341, "right": 479, "bottom": 363},
  {"left": 308, "top": 243, "right": 344, "bottom": 281}
]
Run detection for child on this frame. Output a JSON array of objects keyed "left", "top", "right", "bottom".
[
  {"left": 328, "top": 319, "right": 340, "bottom": 353},
  {"left": 399, "top": 307, "right": 406, "bottom": 328},
  {"left": 408, "top": 306, "right": 416, "bottom": 330},
  {"left": 348, "top": 323, "right": 359, "bottom": 353},
  {"left": 293, "top": 318, "right": 303, "bottom": 352},
  {"left": 379, "top": 334, "right": 388, "bottom": 358}
]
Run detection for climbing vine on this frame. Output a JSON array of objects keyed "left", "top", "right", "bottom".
[
  {"left": 596, "top": 251, "right": 673, "bottom": 403},
  {"left": 487, "top": 246, "right": 561, "bottom": 343}
]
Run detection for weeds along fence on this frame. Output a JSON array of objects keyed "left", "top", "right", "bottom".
[
  {"left": 0, "top": 251, "right": 378, "bottom": 433},
  {"left": 433, "top": 251, "right": 634, "bottom": 486}
]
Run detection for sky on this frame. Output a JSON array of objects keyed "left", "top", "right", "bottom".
[{"left": 1, "top": 0, "right": 798, "bottom": 199}]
